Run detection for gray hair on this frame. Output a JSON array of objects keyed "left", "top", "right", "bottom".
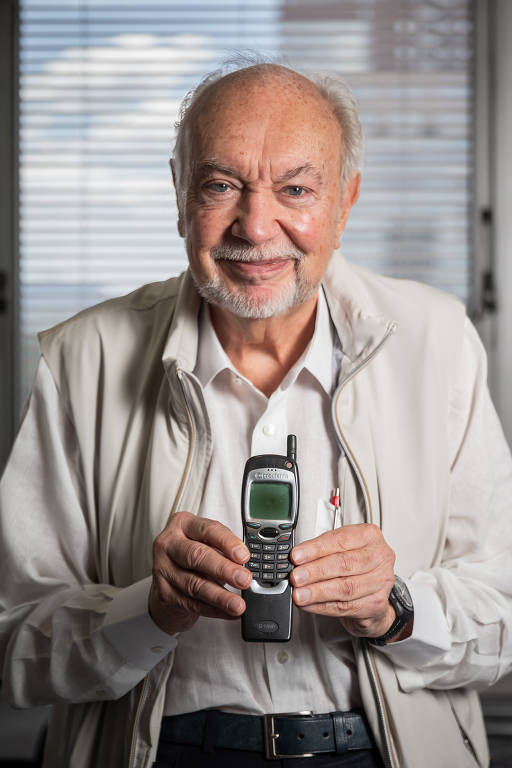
[{"left": 172, "top": 53, "right": 364, "bottom": 214}]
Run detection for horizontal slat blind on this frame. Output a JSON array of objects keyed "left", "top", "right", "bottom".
[{"left": 19, "top": 0, "right": 474, "bottom": 404}]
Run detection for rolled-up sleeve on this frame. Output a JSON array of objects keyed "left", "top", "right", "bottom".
[
  {"left": 0, "top": 357, "right": 176, "bottom": 707},
  {"left": 378, "top": 318, "right": 512, "bottom": 692}
]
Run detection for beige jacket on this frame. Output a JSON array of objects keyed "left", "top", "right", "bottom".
[{"left": 32, "top": 256, "right": 488, "bottom": 767}]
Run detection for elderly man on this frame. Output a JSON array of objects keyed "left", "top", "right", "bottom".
[{"left": 1, "top": 60, "right": 511, "bottom": 768}]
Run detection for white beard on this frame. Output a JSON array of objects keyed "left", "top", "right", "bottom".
[{"left": 188, "top": 243, "right": 317, "bottom": 319}]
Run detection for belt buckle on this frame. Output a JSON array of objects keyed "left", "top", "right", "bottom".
[{"left": 263, "top": 710, "right": 314, "bottom": 759}]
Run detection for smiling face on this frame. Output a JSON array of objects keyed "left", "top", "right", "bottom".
[{"left": 177, "top": 68, "right": 358, "bottom": 320}]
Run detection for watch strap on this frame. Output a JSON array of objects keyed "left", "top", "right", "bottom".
[
  {"left": 368, "top": 576, "right": 414, "bottom": 646},
  {"left": 368, "top": 613, "right": 407, "bottom": 646}
]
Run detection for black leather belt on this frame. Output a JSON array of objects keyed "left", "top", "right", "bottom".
[{"left": 159, "top": 709, "right": 374, "bottom": 760}]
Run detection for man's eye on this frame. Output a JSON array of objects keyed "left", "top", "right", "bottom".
[
  {"left": 285, "top": 185, "right": 306, "bottom": 197},
  {"left": 207, "top": 182, "right": 230, "bottom": 193}
]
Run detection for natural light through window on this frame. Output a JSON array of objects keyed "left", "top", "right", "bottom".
[{"left": 18, "top": 0, "right": 473, "bottom": 405}]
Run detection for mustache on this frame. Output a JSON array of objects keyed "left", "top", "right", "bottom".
[{"left": 211, "top": 243, "right": 305, "bottom": 263}]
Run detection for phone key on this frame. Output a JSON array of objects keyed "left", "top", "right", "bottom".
[
  {"left": 277, "top": 562, "right": 292, "bottom": 571},
  {"left": 262, "top": 553, "right": 275, "bottom": 561},
  {"left": 249, "top": 542, "right": 262, "bottom": 551},
  {"left": 262, "top": 573, "right": 276, "bottom": 580},
  {"left": 276, "top": 573, "right": 288, "bottom": 580},
  {"left": 248, "top": 534, "right": 260, "bottom": 541},
  {"left": 249, "top": 551, "right": 261, "bottom": 560},
  {"left": 247, "top": 523, "right": 260, "bottom": 529},
  {"left": 262, "top": 544, "right": 276, "bottom": 551},
  {"left": 278, "top": 534, "right": 291, "bottom": 542},
  {"left": 277, "top": 544, "right": 290, "bottom": 552},
  {"left": 277, "top": 553, "right": 289, "bottom": 561},
  {"left": 262, "top": 563, "right": 274, "bottom": 571},
  {"left": 248, "top": 560, "right": 261, "bottom": 568},
  {"left": 260, "top": 527, "right": 279, "bottom": 538},
  {"left": 279, "top": 523, "right": 293, "bottom": 530}
]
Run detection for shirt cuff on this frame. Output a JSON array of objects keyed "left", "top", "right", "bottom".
[
  {"left": 102, "top": 577, "right": 178, "bottom": 671},
  {"left": 375, "top": 578, "right": 452, "bottom": 668}
]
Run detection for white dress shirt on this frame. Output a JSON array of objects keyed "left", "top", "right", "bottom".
[{"left": 164, "top": 289, "right": 360, "bottom": 715}]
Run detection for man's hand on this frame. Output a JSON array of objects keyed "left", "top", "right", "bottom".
[
  {"left": 290, "top": 523, "right": 401, "bottom": 639},
  {"left": 149, "top": 511, "right": 252, "bottom": 635}
]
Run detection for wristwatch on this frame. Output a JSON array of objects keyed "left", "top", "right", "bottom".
[{"left": 368, "top": 575, "right": 414, "bottom": 646}]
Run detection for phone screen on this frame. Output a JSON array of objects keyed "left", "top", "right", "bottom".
[{"left": 249, "top": 481, "right": 291, "bottom": 520}]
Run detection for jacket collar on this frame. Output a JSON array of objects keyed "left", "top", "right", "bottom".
[
  {"left": 322, "top": 255, "right": 397, "bottom": 382},
  {"left": 161, "top": 269, "right": 201, "bottom": 373},
  {"left": 161, "top": 257, "right": 396, "bottom": 379}
]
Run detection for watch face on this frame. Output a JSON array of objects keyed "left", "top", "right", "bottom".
[{"left": 393, "top": 576, "right": 414, "bottom": 612}]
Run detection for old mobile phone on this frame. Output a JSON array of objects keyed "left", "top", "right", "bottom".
[{"left": 241, "top": 434, "right": 299, "bottom": 642}]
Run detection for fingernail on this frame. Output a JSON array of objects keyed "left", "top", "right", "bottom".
[
  {"left": 293, "top": 568, "right": 307, "bottom": 586},
  {"left": 228, "top": 596, "right": 244, "bottom": 614},
  {"left": 293, "top": 548, "right": 306, "bottom": 564},
  {"left": 234, "top": 569, "right": 251, "bottom": 588},
  {"left": 233, "top": 545, "right": 249, "bottom": 562},
  {"left": 294, "top": 588, "right": 310, "bottom": 605}
]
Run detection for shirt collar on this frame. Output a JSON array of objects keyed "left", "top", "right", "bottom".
[
  {"left": 301, "top": 286, "right": 336, "bottom": 395},
  {"left": 194, "top": 302, "right": 233, "bottom": 389},
  {"left": 194, "top": 288, "right": 336, "bottom": 396}
]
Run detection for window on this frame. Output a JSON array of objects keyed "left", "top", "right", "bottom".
[{"left": 18, "top": 0, "right": 474, "bottom": 405}]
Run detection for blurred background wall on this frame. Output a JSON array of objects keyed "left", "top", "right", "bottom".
[{"left": 0, "top": 0, "right": 511, "bottom": 764}]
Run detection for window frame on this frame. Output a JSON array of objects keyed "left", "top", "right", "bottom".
[{"left": 0, "top": 0, "right": 20, "bottom": 473}]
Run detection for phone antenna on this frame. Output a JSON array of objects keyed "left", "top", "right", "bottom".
[{"left": 287, "top": 434, "right": 297, "bottom": 462}]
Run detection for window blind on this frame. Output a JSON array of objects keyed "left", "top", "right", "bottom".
[{"left": 18, "top": 0, "right": 474, "bottom": 404}]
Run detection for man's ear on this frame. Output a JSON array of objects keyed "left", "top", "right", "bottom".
[
  {"left": 170, "top": 159, "right": 185, "bottom": 238},
  {"left": 334, "top": 172, "right": 360, "bottom": 249}
]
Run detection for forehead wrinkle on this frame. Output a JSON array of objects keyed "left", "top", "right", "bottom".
[{"left": 192, "top": 159, "right": 325, "bottom": 188}]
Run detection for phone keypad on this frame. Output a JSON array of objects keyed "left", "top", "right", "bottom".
[{"left": 244, "top": 525, "right": 293, "bottom": 582}]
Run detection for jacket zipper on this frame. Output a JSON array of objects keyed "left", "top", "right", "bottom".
[
  {"left": 169, "top": 368, "right": 199, "bottom": 519},
  {"left": 331, "top": 323, "right": 399, "bottom": 768},
  {"left": 128, "top": 367, "right": 198, "bottom": 768}
]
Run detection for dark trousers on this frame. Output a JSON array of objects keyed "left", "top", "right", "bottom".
[{"left": 153, "top": 743, "right": 385, "bottom": 767}]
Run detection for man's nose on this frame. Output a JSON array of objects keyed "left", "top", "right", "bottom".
[{"left": 231, "top": 191, "right": 281, "bottom": 245}]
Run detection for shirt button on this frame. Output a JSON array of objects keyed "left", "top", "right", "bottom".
[
  {"left": 277, "top": 650, "right": 289, "bottom": 664},
  {"left": 233, "top": 376, "right": 242, "bottom": 386},
  {"left": 262, "top": 423, "right": 276, "bottom": 436}
]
